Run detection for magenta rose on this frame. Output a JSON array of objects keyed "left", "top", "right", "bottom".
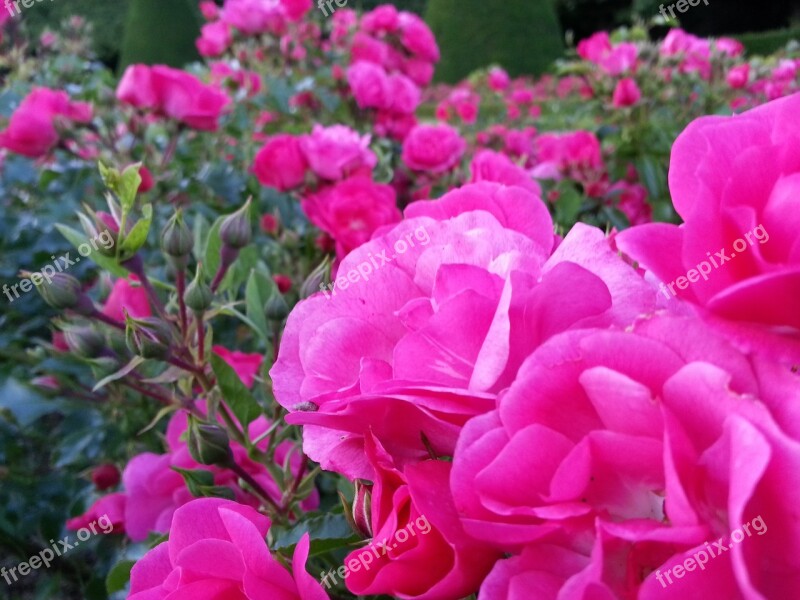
[
  {"left": 101, "top": 277, "right": 151, "bottom": 323},
  {"left": 117, "top": 65, "right": 230, "bottom": 131},
  {"left": 301, "top": 176, "right": 400, "bottom": 257},
  {"left": 361, "top": 5, "right": 401, "bottom": 34},
  {"left": 253, "top": 134, "right": 308, "bottom": 191},
  {"left": 273, "top": 185, "right": 656, "bottom": 477},
  {"left": 452, "top": 315, "right": 800, "bottom": 598},
  {"left": 347, "top": 61, "right": 391, "bottom": 110},
  {"left": 0, "top": 87, "right": 93, "bottom": 157},
  {"left": 220, "top": 0, "right": 286, "bottom": 35},
  {"left": 387, "top": 73, "right": 422, "bottom": 115},
  {"left": 299, "top": 124, "right": 377, "bottom": 181},
  {"left": 468, "top": 150, "right": 540, "bottom": 194},
  {"left": 401, "top": 124, "right": 466, "bottom": 174},
  {"left": 616, "top": 93, "right": 800, "bottom": 331},
  {"left": 212, "top": 346, "right": 264, "bottom": 388},
  {"left": 612, "top": 77, "right": 641, "bottom": 107},
  {"left": 397, "top": 11, "right": 439, "bottom": 62},
  {"left": 341, "top": 435, "right": 499, "bottom": 599},
  {"left": 128, "top": 498, "right": 328, "bottom": 599},
  {"left": 196, "top": 21, "right": 232, "bottom": 57}
]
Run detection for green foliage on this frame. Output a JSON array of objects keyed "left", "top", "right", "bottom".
[
  {"left": 736, "top": 27, "right": 800, "bottom": 57},
  {"left": 425, "top": 0, "right": 565, "bottom": 82},
  {"left": 119, "top": 0, "right": 202, "bottom": 70}
]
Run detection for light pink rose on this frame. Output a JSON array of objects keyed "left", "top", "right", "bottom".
[
  {"left": 299, "top": 124, "right": 377, "bottom": 181},
  {"left": 196, "top": 21, "right": 232, "bottom": 57},
  {"left": 301, "top": 176, "right": 400, "bottom": 257},
  {"left": 101, "top": 277, "right": 151, "bottom": 323},
  {"left": 468, "top": 150, "right": 540, "bottom": 194},
  {"left": 612, "top": 77, "right": 641, "bottom": 107},
  {"left": 253, "top": 134, "right": 308, "bottom": 191},
  {"left": 0, "top": 88, "right": 93, "bottom": 157},
  {"left": 220, "top": 0, "right": 286, "bottom": 34},
  {"left": 128, "top": 498, "right": 329, "bottom": 599},
  {"left": 452, "top": 315, "right": 800, "bottom": 598},
  {"left": 401, "top": 124, "right": 466, "bottom": 174},
  {"left": 347, "top": 61, "right": 391, "bottom": 110},
  {"left": 616, "top": 93, "right": 800, "bottom": 331}
]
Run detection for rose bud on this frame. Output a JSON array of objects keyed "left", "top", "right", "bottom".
[
  {"left": 299, "top": 258, "right": 329, "bottom": 300},
  {"left": 187, "top": 419, "right": 233, "bottom": 467},
  {"left": 63, "top": 324, "right": 106, "bottom": 358},
  {"left": 352, "top": 479, "right": 373, "bottom": 538},
  {"left": 160, "top": 210, "right": 193, "bottom": 259},
  {"left": 273, "top": 274, "right": 292, "bottom": 294},
  {"left": 31, "top": 272, "right": 94, "bottom": 315},
  {"left": 184, "top": 263, "right": 213, "bottom": 313},
  {"left": 220, "top": 198, "right": 253, "bottom": 249},
  {"left": 260, "top": 214, "right": 279, "bottom": 235},
  {"left": 265, "top": 292, "right": 289, "bottom": 322},
  {"left": 124, "top": 315, "right": 172, "bottom": 360},
  {"left": 91, "top": 464, "right": 121, "bottom": 490}
]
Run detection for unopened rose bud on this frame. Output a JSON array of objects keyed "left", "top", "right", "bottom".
[
  {"left": 185, "top": 264, "right": 213, "bottom": 313},
  {"left": 63, "top": 324, "right": 106, "bottom": 358},
  {"left": 273, "top": 274, "right": 292, "bottom": 294},
  {"left": 31, "top": 272, "right": 94, "bottom": 315},
  {"left": 352, "top": 480, "right": 373, "bottom": 538},
  {"left": 300, "top": 259, "right": 329, "bottom": 300},
  {"left": 220, "top": 199, "right": 253, "bottom": 249},
  {"left": 265, "top": 293, "right": 289, "bottom": 322},
  {"left": 91, "top": 464, "right": 120, "bottom": 490},
  {"left": 187, "top": 419, "right": 233, "bottom": 467},
  {"left": 260, "top": 214, "right": 279, "bottom": 235},
  {"left": 160, "top": 210, "right": 193, "bottom": 258},
  {"left": 125, "top": 315, "right": 172, "bottom": 359}
]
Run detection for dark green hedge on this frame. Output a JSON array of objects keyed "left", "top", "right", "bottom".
[
  {"left": 736, "top": 27, "right": 800, "bottom": 57},
  {"left": 119, "top": 0, "right": 202, "bottom": 70},
  {"left": 425, "top": 0, "right": 564, "bottom": 82}
]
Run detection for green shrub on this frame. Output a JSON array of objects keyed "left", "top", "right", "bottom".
[
  {"left": 119, "top": 0, "right": 202, "bottom": 70},
  {"left": 425, "top": 0, "right": 564, "bottom": 82},
  {"left": 736, "top": 27, "right": 800, "bottom": 57}
]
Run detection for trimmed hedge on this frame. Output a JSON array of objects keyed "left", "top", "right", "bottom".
[
  {"left": 425, "top": 0, "right": 564, "bottom": 82},
  {"left": 119, "top": 0, "right": 202, "bottom": 70},
  {"left": 736, "top": 27, "right": 800, "bottom": 57}
]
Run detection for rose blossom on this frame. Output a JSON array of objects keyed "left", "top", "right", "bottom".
[
  {"left": 488, "top": 67, "right": 511, "bottom": 91},
  {"left": 128, "top": 498, "right": 328, "bottom": 599},
  {"left": 468, "top": 150, "right": 540, "bottom": 194},
  {"left": 272, "top": 184, "right": 657, "bottom": 478},
  {"left": 612, "top": 77, "right": 641, "bottom": 107},
  {"left": 726, "top": 64, "right": 750, "bottom": 89},
  {"left": 299, "top": 124, "right": 377, "bottom": 181},
  {"left": 401, "top": 124, "right": 466, "bottom": 174},
  {"left": 101, "top": 277, "right": 151, "bottom": 322},
  {"left": 196, "top": 21, "right": 232, "bottom": 57},
  {"left": 397, "top": 11, "right": 439, "bottom": 62},
  {"left": 301, "top": 176, "right": 401, "bottom": 257},
  {"left": 347, "top": 61, "right": 391, "bottom": 110},
  {"left": 451, "top": 315, "right": 800, "bottom": 598},
  {"left": 253, "top": 134, "right": 308, "bottom": 191},
  {"left": 0, "top": 88, "right": 93, "bottom": 158}
]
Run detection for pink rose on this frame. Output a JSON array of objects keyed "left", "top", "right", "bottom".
[
  {"left": 212, "top": 346, "right": 264, "bottom": 388},
  {"left": 299, "top": 124, "right": 377, "bottom": 181},
  {"left": 253, "top": 134, "right": 308, "bottom": 191},
  {"left": 0, "top": 88, "right": 93, "bottom": 157},
  {"left": 128, "top": 498, "right": 328, "bottom": 599},
  {"left": 199, "top": 1, "right": 218, "bottom": 20},
  {"left": 487, "top": 66, "right": 510, "bottom": 91},
  {"left": 727, "top": 64, "right": 750, "bottom": 89},
  {"left": 117, "top": 65, "right": 230, "bottom": 131},
  {"left": 341, "top": 435, "right": 499, "bottom": 599},
  {"left": 616, "top": 93, "right": 800, "bottom": 330},
  {"left": 66, "top": 493, "right": 126, "bottom": 535},
  {"left": 347, "top": 61, "right": 390, "bottom": 110},
  {"left": 387, "top": 73, "right": 422, "bottom": 115},
  {"left": 401, "top": 123, "right": 466, "bottom": 174},
  {"left": 101, "top": 277, "right": 151, "bottom": 323},
  {"left": 398, "top": 12, "right": 440, "bottom": 62},
  {"left": 577, "top": 31, "right": 612, "bottom": 63},
  {"left": 607, "top": 180, "right": 652, "bottom": 225},
  {"left": 402, "top": 57, "right": 435, "bottom": 87},
  {"left": 716, "top": 37, "right": 744, "bottom": 57},
  {"left": 533, "top": 130, "right": 604, "bottom": 178},
  {"left": 301, "top": 176, "right": 401, "bottom": 257},
  {"left": 453, "top": 315, "right": 800, "bottom": 598},
  {"left": 468, "top": 150, "right": 540, "bottom": 194},
  {"left": 196, "top": 21, "right": 232, "bottom": 57},
  {"left": 350, "top": 32, "right": 390, "bottom": 65},
  {"left": 281, "top": 0, "right": 312, "bottom": 21},
  {"left": 612, "top": 77, "right": 641, "bottom": 107},
  {"left": 220, "top": 0, "right": 286, "bottom": 35},
  {"left": 361, "top": 5, "right": 400, "bottom": 34},
  {"left": 273, "top": 186, "right": 655, "bottom": 478}
]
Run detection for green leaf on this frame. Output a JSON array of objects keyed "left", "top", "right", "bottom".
[
  {"left": 270, "top": 510, "right": 361, "bottom": 556},
  {"left": 55, "top": 224, "right": 128, "bottom": 277},
  {"left": 106, "top": 559, "right": 135, "bottom": 594},
  {"left": 245, "top": 270, "right": 276, "bottom": 343},
  {"left": 118, "top": 163, "right": 143, "bottom": 214},
  {"left": 204, "top": 217, "right": 224, "bottom": 280},
  {"left": 92, "top": 356, "right": 146, "bottom": 392},
  {"left": 172, "top": 466, "right": 215, "bottom": 496},
  {"left": 120, "top": 203, "right": 153, "bottom": 256},
  {"left": 210, "top": 352, "right": 262, "bottom": 428}
]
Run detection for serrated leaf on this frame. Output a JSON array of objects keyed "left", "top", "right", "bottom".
[
  {"left": 210, "top": 353, "right": 262, "bottom": 428},
  {"left": 106, "top": 559, "right": 135, "bottom": 594},
  {"left": 270, "top": 510, "right": 361, "bottom": 556},
  {"left": 118, "top": 163, "right": 143, "bottom": 214},
  {"left": 92, "top": 356, "right": 145, "bottom": 391},
  {"left": 55, "top": 224, "right": 128, "bottom": 277}
]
